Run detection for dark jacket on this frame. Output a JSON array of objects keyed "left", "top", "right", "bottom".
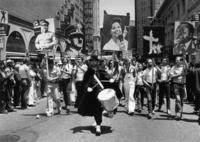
[{"left": 78, "top": 67, "right": 103, "bottom": 116}]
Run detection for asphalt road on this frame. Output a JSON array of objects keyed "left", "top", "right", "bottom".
[{"left": 0, "top": 98, "right": 200, "bottom": 142}]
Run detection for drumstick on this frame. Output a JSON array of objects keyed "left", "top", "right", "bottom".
[
  {"left": 94, "top": 74, "right": 104, "bottom": 89},
  {"left": 100, "top": 80, "right": 110, "bottom": 82},
  {"left": 91, "top": 83, "right": 99, "bottom": 89}
]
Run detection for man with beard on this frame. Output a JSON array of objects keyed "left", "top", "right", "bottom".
[
  {"left": 169, "top": 56, "right": 186, "bottom": 120},
  {"left": 156, "top": 58, "right": 171, "bottom": 115},
  {"left": 142, "top": 58, "right": 159, "bottom": 119},
  {"left": 74, "top": 56, "right": 88, "bottom": 108}
]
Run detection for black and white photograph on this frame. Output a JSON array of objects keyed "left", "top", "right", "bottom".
[{"left": 0, "top": 0, "right": 200, "bottom": 142}]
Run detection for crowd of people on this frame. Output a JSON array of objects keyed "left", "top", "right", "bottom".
[{"left": 0, "top": 54, "right": 200, "bottom": 135}]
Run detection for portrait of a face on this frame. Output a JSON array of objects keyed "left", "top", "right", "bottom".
[
  {"left": 110, "top": 21, "right": 122, "bottom": 39},
  {"left": 175, "top": 22, "right": 194, "bottom": 45}
]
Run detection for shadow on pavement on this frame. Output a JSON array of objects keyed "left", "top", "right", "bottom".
[
  {"left": 153, "top": 114, "right": 175, "bottom": 120},
  {"left": 0, "top": 134, "right": 20, "bottom": 142},
  {"left": 134, "top": 113, "right": 148, "bottom": 118},
  {"left": 182, "top": 112, "right": 195, "bottom": 115},
  {"left": 70, "top": 125, "right": 113, "bottom": 135},
  {"left": 180, "top": 118, "right": 199, "bottom": 123},
  {"left": 22, "top": 113, "right": 47, "bottom": 117}
]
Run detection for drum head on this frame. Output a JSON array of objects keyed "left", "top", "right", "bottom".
[{"left": 98, "top": 89, "right": 115, "bottom": 101}]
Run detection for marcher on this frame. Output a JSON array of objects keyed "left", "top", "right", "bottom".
[
  {"left": 45, "top": 59, "right": 61, "bottom": 116},
  {"left": 169, "top": 56, "right": 186, "bottom": 120},
  {"left": 74, "top": 56, "right": 88, "bottom": 108},
  {"left": 142, "top": 58, "right": 159, "bottom": 119},
  {"left": 78, "top": 55, "right": 104, "bottom": 136},
  {"left": 18, "top": 59, "right": 31, "bottom": 109},
  {"left": 156, "top": 58, "right": 171, "bottom": 115}
]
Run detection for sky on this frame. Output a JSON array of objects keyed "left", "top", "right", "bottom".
[{"left": 99, "top": 0, "right": 135, "bottom": 28}]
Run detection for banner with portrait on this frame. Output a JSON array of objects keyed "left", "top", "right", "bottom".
[
  {"left": 173, "top": 21, "right": 198, "bottom": 55},
  {"left": 101, "top": 12, "right": 130, "bottom": 54},
  {"left": 143, "top": 26, "right": 165, "bottom": 57}
]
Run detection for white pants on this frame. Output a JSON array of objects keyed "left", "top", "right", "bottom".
[
  {"left": 124, "top": 73, "right": 136, "bottom": 113},
  {"left": 46, "top": 83, "right": 61, "bottom": 115}
]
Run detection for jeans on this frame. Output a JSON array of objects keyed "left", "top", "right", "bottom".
[
  {"left": 135, "top": 85, "right": 145, "bottom": 110},
  {"left": 159, "top": 82, "right": 171, "bottom": 110},
  {"left": 60, "top": 78, "right": 71, "bottom": 107},
  {"left": 173, "top": 83, "right": 185, "bottom": 113},
  {"left": 20, "top": 78, "right": 30, "bottom": 108},
  {"left": 145, "top": 83, "right": 156, "bottom": 114}
]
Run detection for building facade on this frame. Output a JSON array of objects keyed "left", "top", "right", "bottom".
[
  {"left": 83, "top": 0, "right": 100, "bottom": 54},
  {"left": 135, "top": 0, "right": 164, "bottom": 56},
  {"left": 153, "top": 0, "right": 200, "bottom": 60},
  {"left": 0, "top": 0, "right": 84, "bottom": 60}
]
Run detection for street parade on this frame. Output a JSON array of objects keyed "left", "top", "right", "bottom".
[{"left": 1, "top": 0, "right": 200, "bottom": 142}]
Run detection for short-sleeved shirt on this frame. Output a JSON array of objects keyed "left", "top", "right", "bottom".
[
  {"left": 35, "top": 32, "right": 55, "bottom": 50},
  {"left": 19, "top": 64, "right": 29, "bottom": 79}
]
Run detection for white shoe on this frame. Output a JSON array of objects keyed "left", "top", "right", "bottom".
[
  {"left": 167, "top": 109, "right": 171, "bottom": 115},
  {"left": 96, "top": 125, "right": 101, "bottom": 136},
  {"left": 92, "top": 122, "right": 97, "bottom": 127},
  {"left": 102, "top": 110, "right": 107, "bottom": 114}
]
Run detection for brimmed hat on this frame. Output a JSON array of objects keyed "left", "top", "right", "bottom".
[
  {"left": 40, "top": 19, "right": 49, "bottom": 27},
  {"left": 6, "top": 59, "right": 13, "bottom": 63}
]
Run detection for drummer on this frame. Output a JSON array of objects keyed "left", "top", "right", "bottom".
[{"left": 78, "top": 55, "right": 106, "bottom": 136}]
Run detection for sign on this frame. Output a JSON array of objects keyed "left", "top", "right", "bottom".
[
  {"left": 122, "top": 50, "right": 132, "bottom": 59},
  {"left": 101, "top": 13, "right": 130, "bottom": 52},
  {"left": 0, "top": 10, "right": 8, "bottom": 23},
  {"left": 143, "top": 26, "right": 165, "bottom": 57},
  {"left": 33, "top": 18, "right": 56, "bottom": 34},
  {"left": 174, "top": 21, "right": 197, "bottom": 55},
  {"left": 0, "top": 23, "right": 10, "bottom": 36}
]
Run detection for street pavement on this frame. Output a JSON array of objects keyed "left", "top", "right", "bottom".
[{"left": 0, "top": 98, "right": 200, "bottom": 142}]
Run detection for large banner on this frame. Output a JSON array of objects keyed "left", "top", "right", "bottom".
[
  {"left": 173, "top": 21, "right": 198, "bottom": 55},
  {"left": 101, "top": 13, "right": 130, "bottom": 53},
  {"left": 143, "top": 26, "right": 165, "bottom": 57}
]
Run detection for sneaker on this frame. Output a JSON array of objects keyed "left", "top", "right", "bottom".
[
  {"left": 7, "top": 109, "right": 16, "bottom": 112},
  {"left": 66, "top": 109, "right": 70, "bottom": 115},
  {"left": 147, "top": 113, "right": 152, "bottom": 119},
  {"left": 128, "top": 112, "right": 134, "bottom": 116},
  {"left": 92, "top": 122, "right": 97, "bottom": 127},
  {"left": 167, "top": 109, "right": 171, "bottom": 115},
  {"left": 57, "top": 107, "right": 61, "bottom": 114},
  {"left": 96, "top": 125, "right": 101, "bottom": 136},
  {"left": 152, "top": 110, "right": 155, "bottom": 115},
  {"left": 0, "top": 110, "right": 8, "bottom": 114}
]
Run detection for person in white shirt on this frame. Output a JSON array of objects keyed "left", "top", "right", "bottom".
[
  {"left": 18, "top": 59, "right": 31, "bottom": 109},
  {"left": 45, "top": 60, "right": 61, "bottom": 116},
  {"left": 156, "top": 58, "right": 171, "bottom": 115},
  {"left": 135, "top": 63, "right": 145, "bottom": 113},
  {"left": 60, "top": 57, "right": 73, "bottom": 114},
  {"left": 142, "top": 58, "right": 159, "bottom": 119},
  {"left": 74, "top": 57, "right": 88, "bottom": 108},
  {"left": 169, "top": 56, "right": 186, "bottom": 120}
]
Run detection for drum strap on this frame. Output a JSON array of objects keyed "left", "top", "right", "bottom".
[{"left": 94, "top": 74, "right": 104, "bottom": 89}]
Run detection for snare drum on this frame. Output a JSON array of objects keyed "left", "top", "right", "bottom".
[{"left": 97, "top": 89, "right": 119, "bottom": 112}]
